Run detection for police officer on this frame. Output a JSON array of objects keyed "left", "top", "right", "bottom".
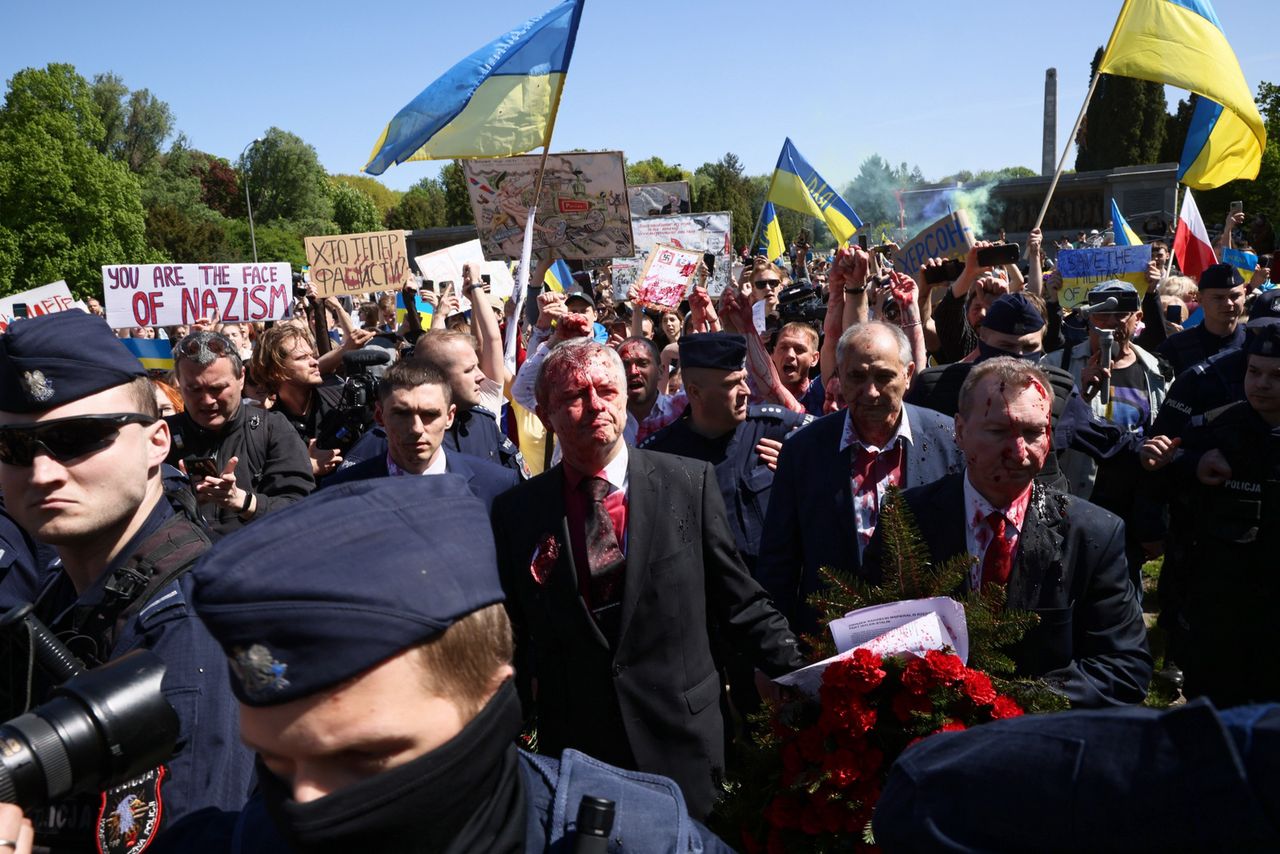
[
  {"left": 1156, "top": 262, "right": 1248, "bottom": 376},
  {"left": 1153, "top": 318, "right": 1280, "bottom": 706},
  {"left": 190, "top": 475, "right": 732, "bottom": 853},
  {"left": 0, "top": 311, "right": 253, "bottom": 853},
  {"left": 640, "top": 332, "right": 811, "bottom": 572}
]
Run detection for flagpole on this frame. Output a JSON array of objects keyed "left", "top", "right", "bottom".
[
  {"left": 1033, "top": 70, "right": 1102, "bottom": 232},
  {"left": 1166, "top": 182, "right": 1181, "bottom": 278}
]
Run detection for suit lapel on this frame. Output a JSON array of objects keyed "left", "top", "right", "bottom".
[
  {"left": 616, "top": 450, "right": 657, "bottom": 647},
  {"left": 1007, "top": 488, "right": 1064, "bottom": 610},
  {"left": 536, "top": 466, "right": 609, "bottom": 650}
]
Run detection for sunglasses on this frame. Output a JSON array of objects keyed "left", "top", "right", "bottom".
[
  {"left": 0, "top": 413, "right": 158, "bottom": 466},
  {"left": 753, "top": 279, "right": 782, "bottom": 290}
]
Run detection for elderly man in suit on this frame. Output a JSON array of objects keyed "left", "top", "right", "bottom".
[
  {"left": 756, "top": 321, "right": 963, "bottom": 633},
  {"left": 490, "top": 338, "right": 803, "bottom": 820},
  {"left": 866, "top": 356, "right": 1152, "bottom": 707}
]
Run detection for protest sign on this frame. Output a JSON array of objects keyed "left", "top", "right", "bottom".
[
  {"left": 465, "top": 151, "right": 633, "bottom": 261},
  {"left": 414, "top": 240, "right": 515, "bottom": 310},
  {"left": 1222, "top": 247, "right": 1258, "bottom": 283},
  {"left": 628, "top": 181, "right": 691, "bottom": 217},
  {"left": 612, "top": 212, "right": 734, "bottom": 298},
  {"left": 1056, "top": 243, "right": 1152, "bottom": 308},
  {"left": 0, "top": 281, "right": 76, "bottom": 333},
  {"left": 893, "top": 210, "right": 976, "bottom": 276},
  {"left": 634, "top": 244, "right": 702, "bottom": 310},
  {"left": 304, "top": 230, "right": 412, "bottom": 298},
  {"left": 101, "top": 263, "right": 292, "bottom": 329}
]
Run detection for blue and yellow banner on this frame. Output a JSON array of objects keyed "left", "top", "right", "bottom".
[
  {"left": 758, "top": 202, "right": 786, "bottom": 263},
  {"left": 395, "top": 292, "right": 435, "bottom": 326},
  {"left": 544, "top": 259, "right": 572, "bottom": 292},
  {"left": 1057, "top": 244, "right": 1154, "bottom": 309},
  {"left": 364, "top": 0, "right": 585, "bottom": 174},
  {"left": 767, "top": 138, "right": 863, "bottom": 245},
  {"left": 1222, "top": 247, "right": 1258, "bottom": 282},
  {"left": 1098, "top": 0, "right": 1264, "bottom": 190},
  {"left": 1110, "top": 198, "right": 1141, "bottom": 246},
  {"left": 122, "top": 337, "right": 174, "bottom": 372}
]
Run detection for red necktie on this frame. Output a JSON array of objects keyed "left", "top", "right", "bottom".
[
  {"left": 980, "top": 512, "right": 1014, "bottom": 588},
  {"left": 580, "top": 477, "right": 625, "bottom": 609}
]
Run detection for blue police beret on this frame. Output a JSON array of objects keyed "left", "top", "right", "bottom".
[
  {"left": 679, "top": 332, "right": 747, "bottom": 372},
  {"left": 0, "top": 312, "right": 146, "bottom": 413},
  {"left": 1244, "top": 317, "right": 1280, "bottom": 358},
  {"left": 1198, "top": 262, "right": 1244, "bottom": 291},
  {"left": 192, "top": 475, "right": 505, "bottom": 706},
  {"left": 1249, "top": 289, "right": 1280, "bottom": 321},
  {"left": 983, "top": 293, "right": 1044, "bottom": 335},
  {"left": 1087, "top": 280, "right": 1141, "bottom": 312}
]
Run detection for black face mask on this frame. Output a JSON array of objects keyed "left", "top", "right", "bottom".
[
  {"left": 976, "top": 339, "right": 1042, "bottom": 364},
  {"left": 259, "top": 680, "right": 526, "bottom": 854}
]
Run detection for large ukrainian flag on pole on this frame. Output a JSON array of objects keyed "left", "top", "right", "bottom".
[
  {"left": 758, "top": 202, "right": 786, "bottom": 263},
  {"left": 1097, "top": 0, "right": 1264, "bottom": 189},
  {"left": 767, "top": 139, "right": 863, "bottom": 245},
  {"left": 364, "top": 0, "right": 585, "bottom": 174}
]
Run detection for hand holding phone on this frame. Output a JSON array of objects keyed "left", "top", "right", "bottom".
[
  {"left": 976, "top": 243, "right": 1021, "bottom": 267},
  {"left": 183, "top": 454, "right": 220, "bottom": 479},
  {"left": 922, "top": 258, "right": 966, "bottom": 285}
]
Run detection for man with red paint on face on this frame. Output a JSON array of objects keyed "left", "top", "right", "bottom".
[
  {"left": 490, "top": 338, "right": 804, "bottom": 820},
  {"left": 864, "top": 357, "right": 1152, "bottom": 707}
]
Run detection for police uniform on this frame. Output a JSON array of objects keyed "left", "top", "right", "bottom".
[
  {"left": 639, "top": 333, "right": 812, "bottom": 571},
  {"left": 0, "top": 311, "right": 254, "bottom": 854},
  {"left": 339, "top": 405, "right": 526, "bottom": 477},
  {"left": 1156, "top": 263, "right": 1248, "bottom": 376},
  {"left": 189, "top": 476, "right": 730, "bottom": 853}
]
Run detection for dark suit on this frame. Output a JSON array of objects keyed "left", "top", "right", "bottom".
[
  {"left": 756, "top": 404, "right": 963, "bottom": 633},
  {"left": 865, "top": 474, "right": 1152, "bottom": 707},
  {"left": 319, "top": 449, "right": 518, "bottom": 510},
  {"left": 490, "top": 449, "right": 803, "bottom": 819}
]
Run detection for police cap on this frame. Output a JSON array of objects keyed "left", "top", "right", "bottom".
[
  {"left": 1249, "top": 289, "right": 1280, "bottom": 321},
  {"left": 1244, "top": 317, "right": 1280, "bottom": 358},
  {"left": 1198, "top": 262, "right": 1245, "bottom": 291},
  {"left": 192, "top": 475, "right": 505, "bottom": 706},
  {"left": 679, "top": 332, "right": 747, "bottom": 372},
  {"left": 983, "top": 293, "right": 1044, "bottom": 335},
  {"left": 1087, "top": 280, "right": 1141, "bottom": 313},
  {"left": 0, "top": 311, "right": 147, "bottom": 413}
]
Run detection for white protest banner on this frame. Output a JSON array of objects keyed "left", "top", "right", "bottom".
[
  {"left": 101, "top": 263, "right": 292, "bottom": 329},
  {"left": 1056, "top": 243, "right": 1153, "bottom": 308},
  {"left": 612, "top": 212, "right": 734, "bottom": 298},
  {"left": 627, "top": 181, "right": 691, "bottom": 217},
  {"left": 415, "top": 240, "right": 515, "bottom": 311},
  {"left": 634, "top": 244, "right": 702, "bottom": 310},
  {"left": 0, "top": 281, "right": 76, "bottom": 333},
  {"left": 893, "top": 210, "right": 976, "bottom": 276},
  {"left": 304, "top": 229, "right": 412, "bottom": 298}
]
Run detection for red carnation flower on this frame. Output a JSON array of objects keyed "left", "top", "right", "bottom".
[
  {"left": 824, "top": 648, "right": 885, "bottom": 694},
  {"left": 924, "top": 649, "right": 966, "bottom": 683},
  {"left": 819, "top": 697, "right": 877, "bottom": 738},
  {"left": 938, "top": 719, "right": 967, "bottom": 733},
  {"left": 891, "top": 690, "right": 934, "bottom": 721},
  {"left": 822, "top": 749, "right": 860, "bottom": 788},
  {"left": 961, "top": 670, "right": 997, "bottom": 706},
  {"left": 991, "top": 695, "right": 1024, "bottom": 719},
  {"left": 900, "top": 657, "right": 933, "bottom": 693}
]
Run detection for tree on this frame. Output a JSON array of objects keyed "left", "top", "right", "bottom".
[
  {"left": 0, "top": 64, "right": 152, "bottom": 297},
  {"left": 195, "top": 154, "right": 244, "bottom": 219},
  {"left": 626, "top": 155, "right": 690, "bottom": 186},
  {"left": 384, "top": 177, "right": 447, "bottom": 230},
  {"left": 242, "top": 127, "right": 333, "bottom": 224},
  {"left": 441, "top": 160, "right": 474, "bottom": 226},
  {"left": 144, "top": 204, "right": 234, "bottom": 262},
  {"left": 692, "top": 153, "right": 755, "bottom": 249},
  {"left": 1076, "top": 47, "right": 1168, "bottom": 171},
  {"left": 328, "top": 179, "right": 381, "bottom": 233},
  {"left": 89, "top": 73, "right": 173, "bottom": 172},
  {"left": 331, "top": 174, "right": 400, "bottom": 218}
]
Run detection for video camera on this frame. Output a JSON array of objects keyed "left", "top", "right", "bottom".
[
  {"left": 777, "top": 282, "right": 827, "bottom": 326},
  {"left": 317, "top": 349, "right": 391, "bottom": 452}
]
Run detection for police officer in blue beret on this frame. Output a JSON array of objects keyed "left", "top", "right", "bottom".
[
  {"left": 191, "top": 475, "right": 732, "bottom": 853},
  {"left": 0, "top": 311, "right": 254, "bottom": 853},
  {"left": 641, "top": 332, "right": 812, "bottom": 573},
  {"left": 1157, "top": 262, "right": 1248, "bottom": 375}
]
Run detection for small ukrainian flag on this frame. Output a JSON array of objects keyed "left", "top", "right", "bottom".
[
  {"left": 121, "top": 337, "right": 174, "bottom": 372},
  {"left": 758, "top": 202, "right": 786, "bottom": 263},
  {"left": 544, "top": 259, "right": 572, "bottom": 292},
  {"left": 1110, "top": 198, "right": 1142, "bottom": 247}
]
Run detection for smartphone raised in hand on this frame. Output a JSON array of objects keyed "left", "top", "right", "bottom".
[
  {"left": 923, "top": 258, "right": 966, "bottom": 285},
  {"left": 976, "top": 243, "right": 1021, "bottom": 267},
  {"left": 419, "top": 279, "right": 436, "bottom": 297},
  {"left": 183, "top": 454, "right": 220, "bottom": 479}
]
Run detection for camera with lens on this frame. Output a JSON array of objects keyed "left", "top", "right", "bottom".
[
  {"left": 777, "top": 282, "right": 827, "bottom": 326},
  {"left": 317, "top": 349, "right": 391, "bottom": 452}
]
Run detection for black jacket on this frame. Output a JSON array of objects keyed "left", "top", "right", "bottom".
[{"left": 319, "top": 448, "right": 518, "bottom": 511}]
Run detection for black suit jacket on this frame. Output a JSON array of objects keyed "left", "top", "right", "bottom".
[
  {"left": 490, "top": 448, "right": 803, "bottom": 819},
  {"left": 865, "top": 473, "right": 1152, "bottom": 707},
  {"left": 319, "top": 450, "right": 518, "bottom": 510}
]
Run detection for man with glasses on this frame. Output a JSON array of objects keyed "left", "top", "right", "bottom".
[
  {"left": 0, "top": 311, "right": 253, "bottom": 852},
  {"left": 166, "top": 330, "right": 313, "bottom": 537}
]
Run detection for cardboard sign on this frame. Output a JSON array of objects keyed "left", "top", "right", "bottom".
[
  {"left": 612, "top": 212, "right": 734, "bottom": 298},
  {"left": 304, "top": 230, "right": 412, "bottom": 298},
  {"left": 465, "top": 151, "right": 633, "bottom": 261},
  {"left": 634, "top": 243, "right": 702, "bottom": 310},
  {"left": 0, "top": 281, "right": 76, "bottom": 333},
  {"left": 1057, "top": 244, "right": 1152, "bottom": 308},
  {"left": 628, "top": 181, "right": 691, "bottom": 217},
  {"left": 413, "top": 240, "right": 515, "bottom": 310},
  {"left": 101, "top": 263, "right": 292, "bottom": 329},
  {"left": 893, "top": 210, "right": 976, "bottom": 276}
]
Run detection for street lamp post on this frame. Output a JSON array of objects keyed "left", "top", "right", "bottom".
[{"left": 241, "top": 137, "right": 262, "bottom": 263}]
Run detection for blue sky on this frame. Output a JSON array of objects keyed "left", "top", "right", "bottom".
[{"left": 3, "top": 0, "right": 1276, "bottom": 192}]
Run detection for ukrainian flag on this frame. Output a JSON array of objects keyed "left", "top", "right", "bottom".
[
  {"left": 395, "top": 292, "right": 434, "bottom": 326},
  {"left": 1098, "top": 0, "right": 1264, "bottom": 189},
  {"left": 544, "top": 259, "right": 572, "bottom": 292},
  {"left": 767, "top": 139, "right": 863, "bottom": 245},
  {"left": 758, "top": 202, "right": 786, "bottom": 263},
  {"left": 1110, "top": 198, "right": 1142, "bottom": 246},
  {"left": 1222, "top": 247, "right": 1258, "bottom": 282},
  {"left": 121, "top": 338, "right": 174, "bottom": 372},
  {"left": 364, "top": 0, "right": 585, "bottom": 175}
]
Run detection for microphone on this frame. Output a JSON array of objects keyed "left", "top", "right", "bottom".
[
  {"left": 572, "top": 796, "right": 615, "bottom": 854},
  {"left": 341, "top": 349, "right": 391, "bottom": 371},
  {"left": 1096, "top": 328, "right": 1115, "bottom": 407},
  {"left": 1075, "top": 296, "right": 1119, "bottom": 317}
]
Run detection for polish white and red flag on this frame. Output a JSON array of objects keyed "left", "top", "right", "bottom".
[{"left": 1173, "top": 189, "right": 1218, "bottom": 281}]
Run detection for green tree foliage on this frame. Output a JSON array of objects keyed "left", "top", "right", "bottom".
[
  {"left": 331, "top": 173, "right": 400, "bottom": 218},
  {"left": 0, "top": 64, "right": 151, "bottom": 297},
  {"left": 242, "top": 128, "right": 333, "bottom": 224},
  {"left": 441, "top": 160, "right": 474, "bottom": 226},
  {"left": 195, "top": 154, "right": 243, "bottom": 219},
  {"left": 384, "top": 176, "right": 447, "bottom": 230},
  {"left": 89, "top": 72, "right": 173, "bottom": 173},
  {"left": 327, "top": 179, "right": 381, "bottom": 233},
  {"left": 144, "top": 204, "right": 234, "bottom": 262},
  {"left": 1076, "top": 47, "right": 1168, "bottom": 171},
  {"left": 625, "top": 155, "right": 690, "bottom": 186},
  {"left": 692, "top": 153, "right": 755, "bottom": 250}
]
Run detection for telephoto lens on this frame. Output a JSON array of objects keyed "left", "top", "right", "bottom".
[{"left": 0, "top": 649, "right": 179, "bottom": 809}]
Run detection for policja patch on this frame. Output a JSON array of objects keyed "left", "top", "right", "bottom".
[{"left": 96, "top": 765, "right": 165, "bottom": 854}]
